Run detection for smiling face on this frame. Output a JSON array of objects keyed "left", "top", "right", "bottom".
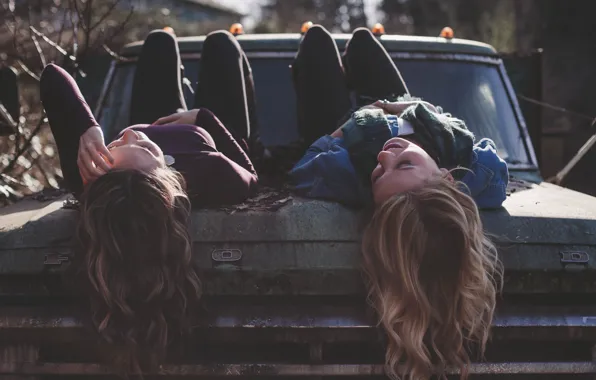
[
  {"left": 107, "top": 129, "right": 165, "bottom": 173},
  {"left": 371, "top": 137, "right": 446, "bottom": 205}
]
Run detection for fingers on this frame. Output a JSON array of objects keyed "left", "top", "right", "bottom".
[
  {"left": 153, "top": 113, "right": 179, "bottom": 125},
  {"left": 78, "top": 166, "right": 89, "bottom": 185},
  {"left": 376, "top": 100, "right": 439, "bottom": 115},
  {"left": 98, "top": 143, "right": 115, "bottom": 164},
  {"left": 79, "top": 145, "right": 105, "bottom": 179},
  {"left": 373, "top": 100, "right": 392, "bottom": 107},
  {"left": 375, "top": 101, "right": 409, "bottom": 115},
  {"left": 77, "top": 154, "right": 92, "bottom": 183},
  {"left": 372, "top": 101, "right": 391, "bottom": 114},
  {"left": 88, "top": 144, "right": 112, "bottom": 173},
  {"left": 359, "top": 104, "right": 381, "bottom": 111},
  {"left": 422, "top": 101, "right": 439, "bottom": 113}
]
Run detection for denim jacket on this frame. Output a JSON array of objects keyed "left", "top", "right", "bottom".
[{"left": 289, "top": 106, "right": 509, "bottom": 209}]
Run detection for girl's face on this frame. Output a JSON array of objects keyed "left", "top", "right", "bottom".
[
  {"left": 371, "top": 137, "right": 446, "bottom": 205},
  {"left": 107, "top": 129, "right": 165, "bottom": 173}
]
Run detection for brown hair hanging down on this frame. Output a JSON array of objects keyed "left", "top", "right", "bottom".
[
  {"left": 362, "top": 176, "right": 503, "bottom": 380},
  {"left": 75, "top": 167, "right": 201, "bottom": 374}
]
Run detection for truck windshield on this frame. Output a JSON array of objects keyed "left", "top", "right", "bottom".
[
  {"left": 99, "top": 57, "right": 530, "bottom": 166},
  {"left": 396, "top": 60, "right": 528, "bottom": 165}
]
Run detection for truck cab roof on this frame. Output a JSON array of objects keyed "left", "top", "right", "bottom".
[{"left": 120, "top": 33, "right": 498, "bottom": 56}]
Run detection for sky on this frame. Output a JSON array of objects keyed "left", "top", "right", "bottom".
[{"left": 217, "top": 0, "right": 383, "bottom": 30}]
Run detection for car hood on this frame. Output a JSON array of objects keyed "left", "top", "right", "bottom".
[{"left": 1, "top": 181, "right": 595, "bottom": 295}]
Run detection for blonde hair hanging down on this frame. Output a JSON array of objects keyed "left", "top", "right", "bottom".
[{"left": 362, "top": 176, "right": 503, "bottom": 380}]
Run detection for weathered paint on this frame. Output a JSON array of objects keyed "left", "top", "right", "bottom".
[
  {"left": 3, "top": 301, "right": 596, "bottom": 341},
  {"left": 3, "top": 183, "right": 596, "bottom": 267},
  {"left": 1, "top": 362, "right": 595, "bottom": 376}
]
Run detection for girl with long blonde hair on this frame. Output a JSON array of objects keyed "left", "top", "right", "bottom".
[
  {"left": 289, "top": 25, "right": 506, "bottom": 379},
  {"left": 362, "top": 176, "right": 502, "bottom": 379}
]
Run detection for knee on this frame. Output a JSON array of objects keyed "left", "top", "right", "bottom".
[
  {"left": 349, "top": 27, "right": 376, "bottom": 46},
  {"left": 40, "top": 63, "right": 60, "bottom": 85},
  {"left": 40, "top": 64, "right": 68, "bottom": 96},
  {"left": 300, "top": 24, "right": 335, "bottom": 50},
  {"left": 143, "top": 30, "right": 177, "bottom": 54},
  {"left": 203, "top": 30, "right": 242, "bottom": 59},
  {"left": 39, "top": 65, "right": 55, "bottom": 99}
]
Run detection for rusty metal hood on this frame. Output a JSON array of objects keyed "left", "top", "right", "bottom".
[
  {"left": 484, "top": 181, "right": 596, "bottom": 246},
  {"left": 1, "top": 181, "right": 596, "bottom": 295}
]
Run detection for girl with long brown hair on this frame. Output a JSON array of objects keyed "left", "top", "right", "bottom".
[
  {"left": 40, "top": 29, "right": 258, "bottom": 372},
  {"left": 289, "top": 25, "right": 504, "bottom": 379}
]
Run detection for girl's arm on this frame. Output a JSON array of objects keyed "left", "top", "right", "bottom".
[
  {"left": 184, "top": 152, "right": 258, "bottom": 207},
  {"left": 461, "top": 138, "right": 509, "bottom": 209},
  {"left": 289, "top": 136, "right": 363, "bottom": 205},
  {"left": 373, "top": 100, "right": 439, "bottom": 114},
  {"left": 193, "top": 109, "right": 256, "bottom": 176},
  {"left": 153, "top": 108, "right": 256, "bottom": 176},
  {"left": 40, "top": 64, "right": 113, "bottom": 189}
]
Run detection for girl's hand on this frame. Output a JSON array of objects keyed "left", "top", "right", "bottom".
[
  {"left": 78, "top": 126, "right": 113, "bottom": 183},
  {"left": 374, "top": 100, "right": 438, "bottom": 115},
  {"left": 330, "top": 127, "right": 344, "bottom": 138},
  {"left": 153, "top": 109, "right": 199, "bottom": 126}
]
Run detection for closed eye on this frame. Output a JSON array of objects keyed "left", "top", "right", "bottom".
[
  {"left": 396, "top": 160, "right": 414, "bottom": 169},
  {"left": 109, "top": 144, "right": 156, "bottom": 158},
  {"left": 135, "top": 141, "right": 160, "bottom": 157},
  {"left": 109, "top": 140, "right": 159, "bottom": 156}
]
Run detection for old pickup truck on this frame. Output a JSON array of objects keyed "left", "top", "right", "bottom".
[{"left": 2, "top": 29, "right": 596, "bottom": 379}]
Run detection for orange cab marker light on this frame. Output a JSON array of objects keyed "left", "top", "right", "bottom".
[
  {"left": 372, "top": 23, "right": 385, "bottom": 36},
  {"left": 440, "top": 26, "right": 454, "bottom": 39},
  {"left": 163, "top": 26, "right": 175, "bottom": 35},
  {"left": 301, "top": 21, "right": 313, "bottom": 34},
  {"left": 230, "top": 23, "right": 244, "bottom": 36}
]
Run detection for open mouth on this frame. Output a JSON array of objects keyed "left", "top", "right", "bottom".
[{"left": 383, "top": 141, "right": 404, "bottom": 151}]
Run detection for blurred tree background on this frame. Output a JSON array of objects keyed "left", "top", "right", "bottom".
[
  {"left": 378, "top": 0, "right": 517, "bottom": 52},
  {"left": 0, "top": 0, "right": 243, "bottom": 204},
  {"left": 253, "top": 0, "right": 520, "bottom": 52},
  {"left": 255, "top": 0, "right": 366, "bottom": 33},
  {"left": 2, "top": 0, "right": 596, "bottom": 203}
]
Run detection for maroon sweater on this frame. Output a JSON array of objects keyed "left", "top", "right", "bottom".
[
  {"left": 117, "top": 109, "right": 258, "bottom": 207},
  {"left": 40, "top": 64, "right": 256, "bottom": 207}
]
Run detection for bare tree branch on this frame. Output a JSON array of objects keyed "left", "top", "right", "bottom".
[
  {"left": 34, "top": 159, "right": 53, "bottom": 189},
  {"left": 101, "top": 4, "right": 134, "bottom": 46},
  {"left": 0, "top": 103, "right": 17, "bottom": 131},
  {"left": 84, "top": 0, "right": 93, "bottom": 54},
  {"left": 15, "top": 59, "right": 40, "bottom": 81},
  {"left": 54, "top": 7, "right": 70, "bottom": 62},
  {"left": 1, "top": 114, "right": 45, "bottom": 176},
  {"left": 73, "top": 0, "right": 82, "bottom": 28},
  {"left": 30, "top": 26, "right": 77, "bottom": 63},
  {"left": 102, "top": 43, "right": 133, "bottom": 62},
  {"left": 0, "top": 0, "right": 136, "bottom": 203},
  {"left": 0, "top": 172, "right": 27, "bottom": 187},
  {"left": 88, "top": 2, "right": 133, "bottom": 55},
  {"left": 30, "top": 33, "right": 47, "bottom": 67},
  {"left": 90, "top": 0, "right": 120, "bottom": 31}
]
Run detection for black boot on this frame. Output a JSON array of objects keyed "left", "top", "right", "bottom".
[
  {"left": 343, "top": 27, "right": 409, "bottom": 104},
  {"left": 292, "top": 25, "right": 351, "bottom": 147},
  {"left": 130, "top": 30, "right": 187, "bottom": 125}
]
